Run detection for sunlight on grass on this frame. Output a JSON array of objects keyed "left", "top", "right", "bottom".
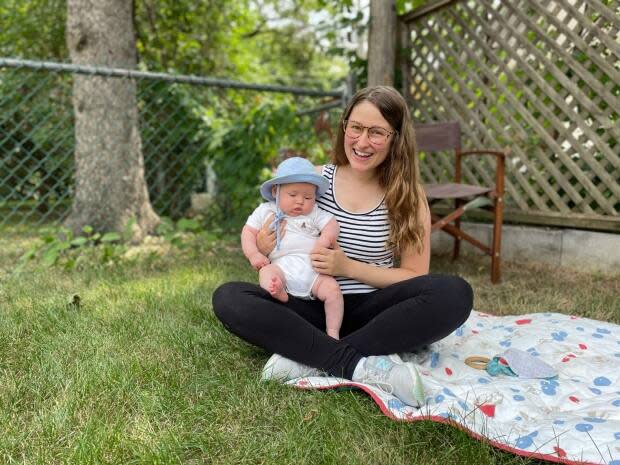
[{"left": 0, "top": 227, "right": 618, "bottom": 464}]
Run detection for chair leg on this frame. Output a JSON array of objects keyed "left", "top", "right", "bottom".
[
  {"left": 452, "top": 200, "right": 461, "bottom": 261},
  {"left": 452, "top": 218, "right": 461, "bottom": 261},
  {"left": 490, "top": 201, "right": 503, "bottom": 284}
]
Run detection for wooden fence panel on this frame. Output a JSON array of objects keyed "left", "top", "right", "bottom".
[{"left": 400, "top": 0, "right": 619, "bottom": 231}]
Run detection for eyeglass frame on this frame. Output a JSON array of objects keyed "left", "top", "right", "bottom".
[{"left": 342, "top": 119, "right": 397, "bottom": 145}]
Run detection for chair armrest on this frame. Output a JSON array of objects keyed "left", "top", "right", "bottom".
[
  {"left": 459, "top": 148, "right": 510, "bottom": 160},
  {"left": 456, "top": 148, "right": 509, "bottom": 197}
]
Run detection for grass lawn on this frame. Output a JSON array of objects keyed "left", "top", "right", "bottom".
[{"left": 0, "top": 227, "right": 618, "bottom": 464}]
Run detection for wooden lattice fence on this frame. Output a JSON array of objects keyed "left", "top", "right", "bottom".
[{"left": 399, "top": 0, "right": 619, "bottom": 232}]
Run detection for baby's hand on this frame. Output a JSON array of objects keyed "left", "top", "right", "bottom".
[{"left": 249, "top": 252, "right": 270, "bottom": 270}]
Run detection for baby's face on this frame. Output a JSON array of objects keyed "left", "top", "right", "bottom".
[{"left": 273, "top": 182, "right": 317, "bottom": 216}]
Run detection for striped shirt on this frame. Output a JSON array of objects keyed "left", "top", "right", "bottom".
[{"left": 317, "top": 164, "right": 394, "bottom": 294}]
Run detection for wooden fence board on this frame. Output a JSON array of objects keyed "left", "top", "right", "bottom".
[
  {"left": 469, "top": 2, "right": 613, "bottom": 213},
  {"left": 426, "top": 18, "right": 552, "bottom": 211},
  {"left": 401, "top": 0, "right": 620, "bottom": 230}
]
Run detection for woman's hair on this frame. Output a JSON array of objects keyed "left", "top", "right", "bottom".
[{"left": 332, "top": 85, "right": 426, "bottom": 254}]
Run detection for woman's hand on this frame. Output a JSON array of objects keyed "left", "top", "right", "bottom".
[
  {"left": 256, "top": 213, "right": 286, "bottom": 256},
  {"left": 311, "top": 242, "right": 349, "bottom": 277}
]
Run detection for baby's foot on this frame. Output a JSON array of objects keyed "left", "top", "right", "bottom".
[{"left": 268, "top": 276, "right": 288, "bottom": 302}]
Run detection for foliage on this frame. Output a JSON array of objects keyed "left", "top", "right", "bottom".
[
  {"left": 1, "top": 61, "right": 338, "bottom": 229},
  {"left": 135, "top": 0, "right": 232, "bottom": 75},
  {"left": 204, "top": 97, "right": 326, "bottom": 230},
  {"left": 1, "top": 0, "right": 348, "bottom": 90},
  {"left": 0, "top": 0, "right": 67, "bottom": 60},
  {"left": 139, "top": 80, "right": 213, "bottom": 218},
  {"left": 318, "top": 0, "right": 429, "bottom": 90},
  {"left": 14, "top": 217, "right": 204, "bottom": 272},
  {"left": 15, "top": 225, "right": 122, "bottom": 272},
  {"left": 154, "top": 216, "right": 202, "bottom": 248},
  {"left": 1, "top": 1, "right": 350, "bottom": 229},
  {"left": 136, "top": 0, "right": 347, "bottom": 89},
  {"left": 0, "top": 68, "right": 74, "bottom": 213},
  {"left": 0, "top": 68, "right": 213, "bottom": 221}
]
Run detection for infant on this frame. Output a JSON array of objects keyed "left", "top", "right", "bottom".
[{"left": 241, "top": 157, "right": 343, "bottom": 339}]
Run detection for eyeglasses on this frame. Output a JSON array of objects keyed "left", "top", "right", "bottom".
[{"left": 343, "top": 120, "right": 396, "bottom": 146}]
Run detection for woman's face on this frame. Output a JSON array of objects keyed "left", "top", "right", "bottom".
[{"left": 343, "top": 101, "right": 395, "bottom": 175}]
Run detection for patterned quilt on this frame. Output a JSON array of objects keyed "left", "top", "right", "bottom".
[{"left": 288, "top": 311, "right": 620, "bottom": 465}]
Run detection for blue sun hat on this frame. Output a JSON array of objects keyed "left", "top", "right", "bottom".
[
  {"left": 260, "top": 157, "right": 329, "bottom": 202},
  {"left": 260, "top": 157, "right": 329, "bottom": 250}
]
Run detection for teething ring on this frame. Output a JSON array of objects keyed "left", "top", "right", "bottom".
[{"left": 465, "top": 356, "right": 490, "bottom": 370}]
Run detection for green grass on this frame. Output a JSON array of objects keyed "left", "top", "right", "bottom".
[{"left": 0, "top": 230, "right": 618, "bottom": 464}]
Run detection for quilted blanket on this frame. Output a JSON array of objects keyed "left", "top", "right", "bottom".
[{"left": 289, "top": 311, "right": 620, "bottom": 465}]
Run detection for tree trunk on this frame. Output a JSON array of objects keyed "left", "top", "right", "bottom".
[
  {"left": 367, "top": 0, "right": 397, "bottom": 87},
  {"left": 65, "top": 0, "right": 158, "bottom": 242}
]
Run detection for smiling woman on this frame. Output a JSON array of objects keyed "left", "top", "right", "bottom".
[
  {"left": 213, "top": 85, "right": 473, "bottom": 409},
  {"left": 340, "top": 103, "right": 395, "bottom": 172}
]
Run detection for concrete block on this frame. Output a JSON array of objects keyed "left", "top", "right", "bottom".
[
  {"left": 430, "top": 221, "right": 620, "bottom": 274},
  {"left": 430, "top": 229, "right": 452, "bottom": 254},
  {"left": 430, "top": 222, "right": 489, "bottom": 256},
  {"left": 501, "top": 225, "right": 562, "bottom": 267},
  {"left": 561, "top": 229, "right": 620, "bottom": 273}
]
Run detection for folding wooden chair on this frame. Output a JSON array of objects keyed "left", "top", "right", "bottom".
[{"left": 415, "top": 121, "right": 507, "bottom": 283}]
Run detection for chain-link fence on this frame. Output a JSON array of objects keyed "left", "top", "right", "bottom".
[{"left": 0, "top": 58, "right": 344, "bottom": 229}]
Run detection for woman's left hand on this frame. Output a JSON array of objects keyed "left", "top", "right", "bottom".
[{"left": 310, "top": 243, "right": 348, "bottom": 276}]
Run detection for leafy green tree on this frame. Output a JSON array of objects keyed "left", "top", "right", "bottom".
[
  {"left": 1, "top": 0, "right": 433, "bottom": 87},
  {"left": 134, "top": 0, "right": 348, "bottom": 89},
  {"left": 0, "top": 0, "right": 67, "bottom": 60}
]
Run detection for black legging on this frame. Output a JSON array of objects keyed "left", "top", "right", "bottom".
[{"left": 212, "top": 274, "right": 473, "bottom": 379}]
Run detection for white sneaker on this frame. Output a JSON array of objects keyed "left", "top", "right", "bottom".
[
  {"left": 261, "top": 354, "right": 323, "bottom": 381},
  {"left": 353, "top": 355, "right": 425, "bottom": 407},
  {"left": 387, "top": 353, "right": 405, "bottom": 364}
]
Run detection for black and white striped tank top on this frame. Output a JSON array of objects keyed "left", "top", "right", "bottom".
[{"left": 317, "top": 164, "right": 394, "bottom": 294}]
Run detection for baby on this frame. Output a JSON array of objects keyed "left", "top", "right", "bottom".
[{"left": 241, "top": 157, "right": 343, "bottom": 339}]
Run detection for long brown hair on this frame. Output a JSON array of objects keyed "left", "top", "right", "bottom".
[{"left": 332, "top": 85, "right": 426, "bottom": 254}]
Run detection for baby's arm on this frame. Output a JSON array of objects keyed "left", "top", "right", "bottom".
[
  {"left": 316, "top": 217, "right": 339, "bottom": 249},
  {"left": 241, "top": 225, "right": 270, "bottom": 270}
]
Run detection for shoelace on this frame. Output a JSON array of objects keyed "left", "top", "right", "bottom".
[
  {"left": 365, "top": 378, "right": 395, "bottom": 395},
  {"left": 363, "top": 362, "right": 425, "bottom": 405},
  {"left": 362, "top": 366, "right": 396, "bottom": 396}
]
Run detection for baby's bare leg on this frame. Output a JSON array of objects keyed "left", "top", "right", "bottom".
[
  {"left": 259, "top": 264, "right": 288, "bottom": 302},
  {"left": 312, "top": 275, "right": 343, "bottom": 339}
]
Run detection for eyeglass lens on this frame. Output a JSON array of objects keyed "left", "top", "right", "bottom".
[{"left": 344, "top": 121, "right": 391, "bottom": 144}]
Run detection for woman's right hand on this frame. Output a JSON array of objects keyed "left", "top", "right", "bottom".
[{"left": 256, "top": 213, "right": 286, "bottom": 256}]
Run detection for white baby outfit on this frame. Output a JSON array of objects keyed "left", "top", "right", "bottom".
[{"left": 246, "top": 202, "right": 334, "bottom": 298}]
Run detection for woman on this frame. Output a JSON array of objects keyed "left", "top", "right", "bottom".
[{"left": 212, "top": 86, "right": 473, "bottom": 407}]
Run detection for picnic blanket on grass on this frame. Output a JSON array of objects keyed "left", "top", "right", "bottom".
[{"left": 288, "top": 311, "right": 620, "bottom": 465}]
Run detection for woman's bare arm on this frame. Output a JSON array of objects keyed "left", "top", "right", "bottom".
[{"left": 316, "top": 217, "right": 339, "bottom": 248}]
